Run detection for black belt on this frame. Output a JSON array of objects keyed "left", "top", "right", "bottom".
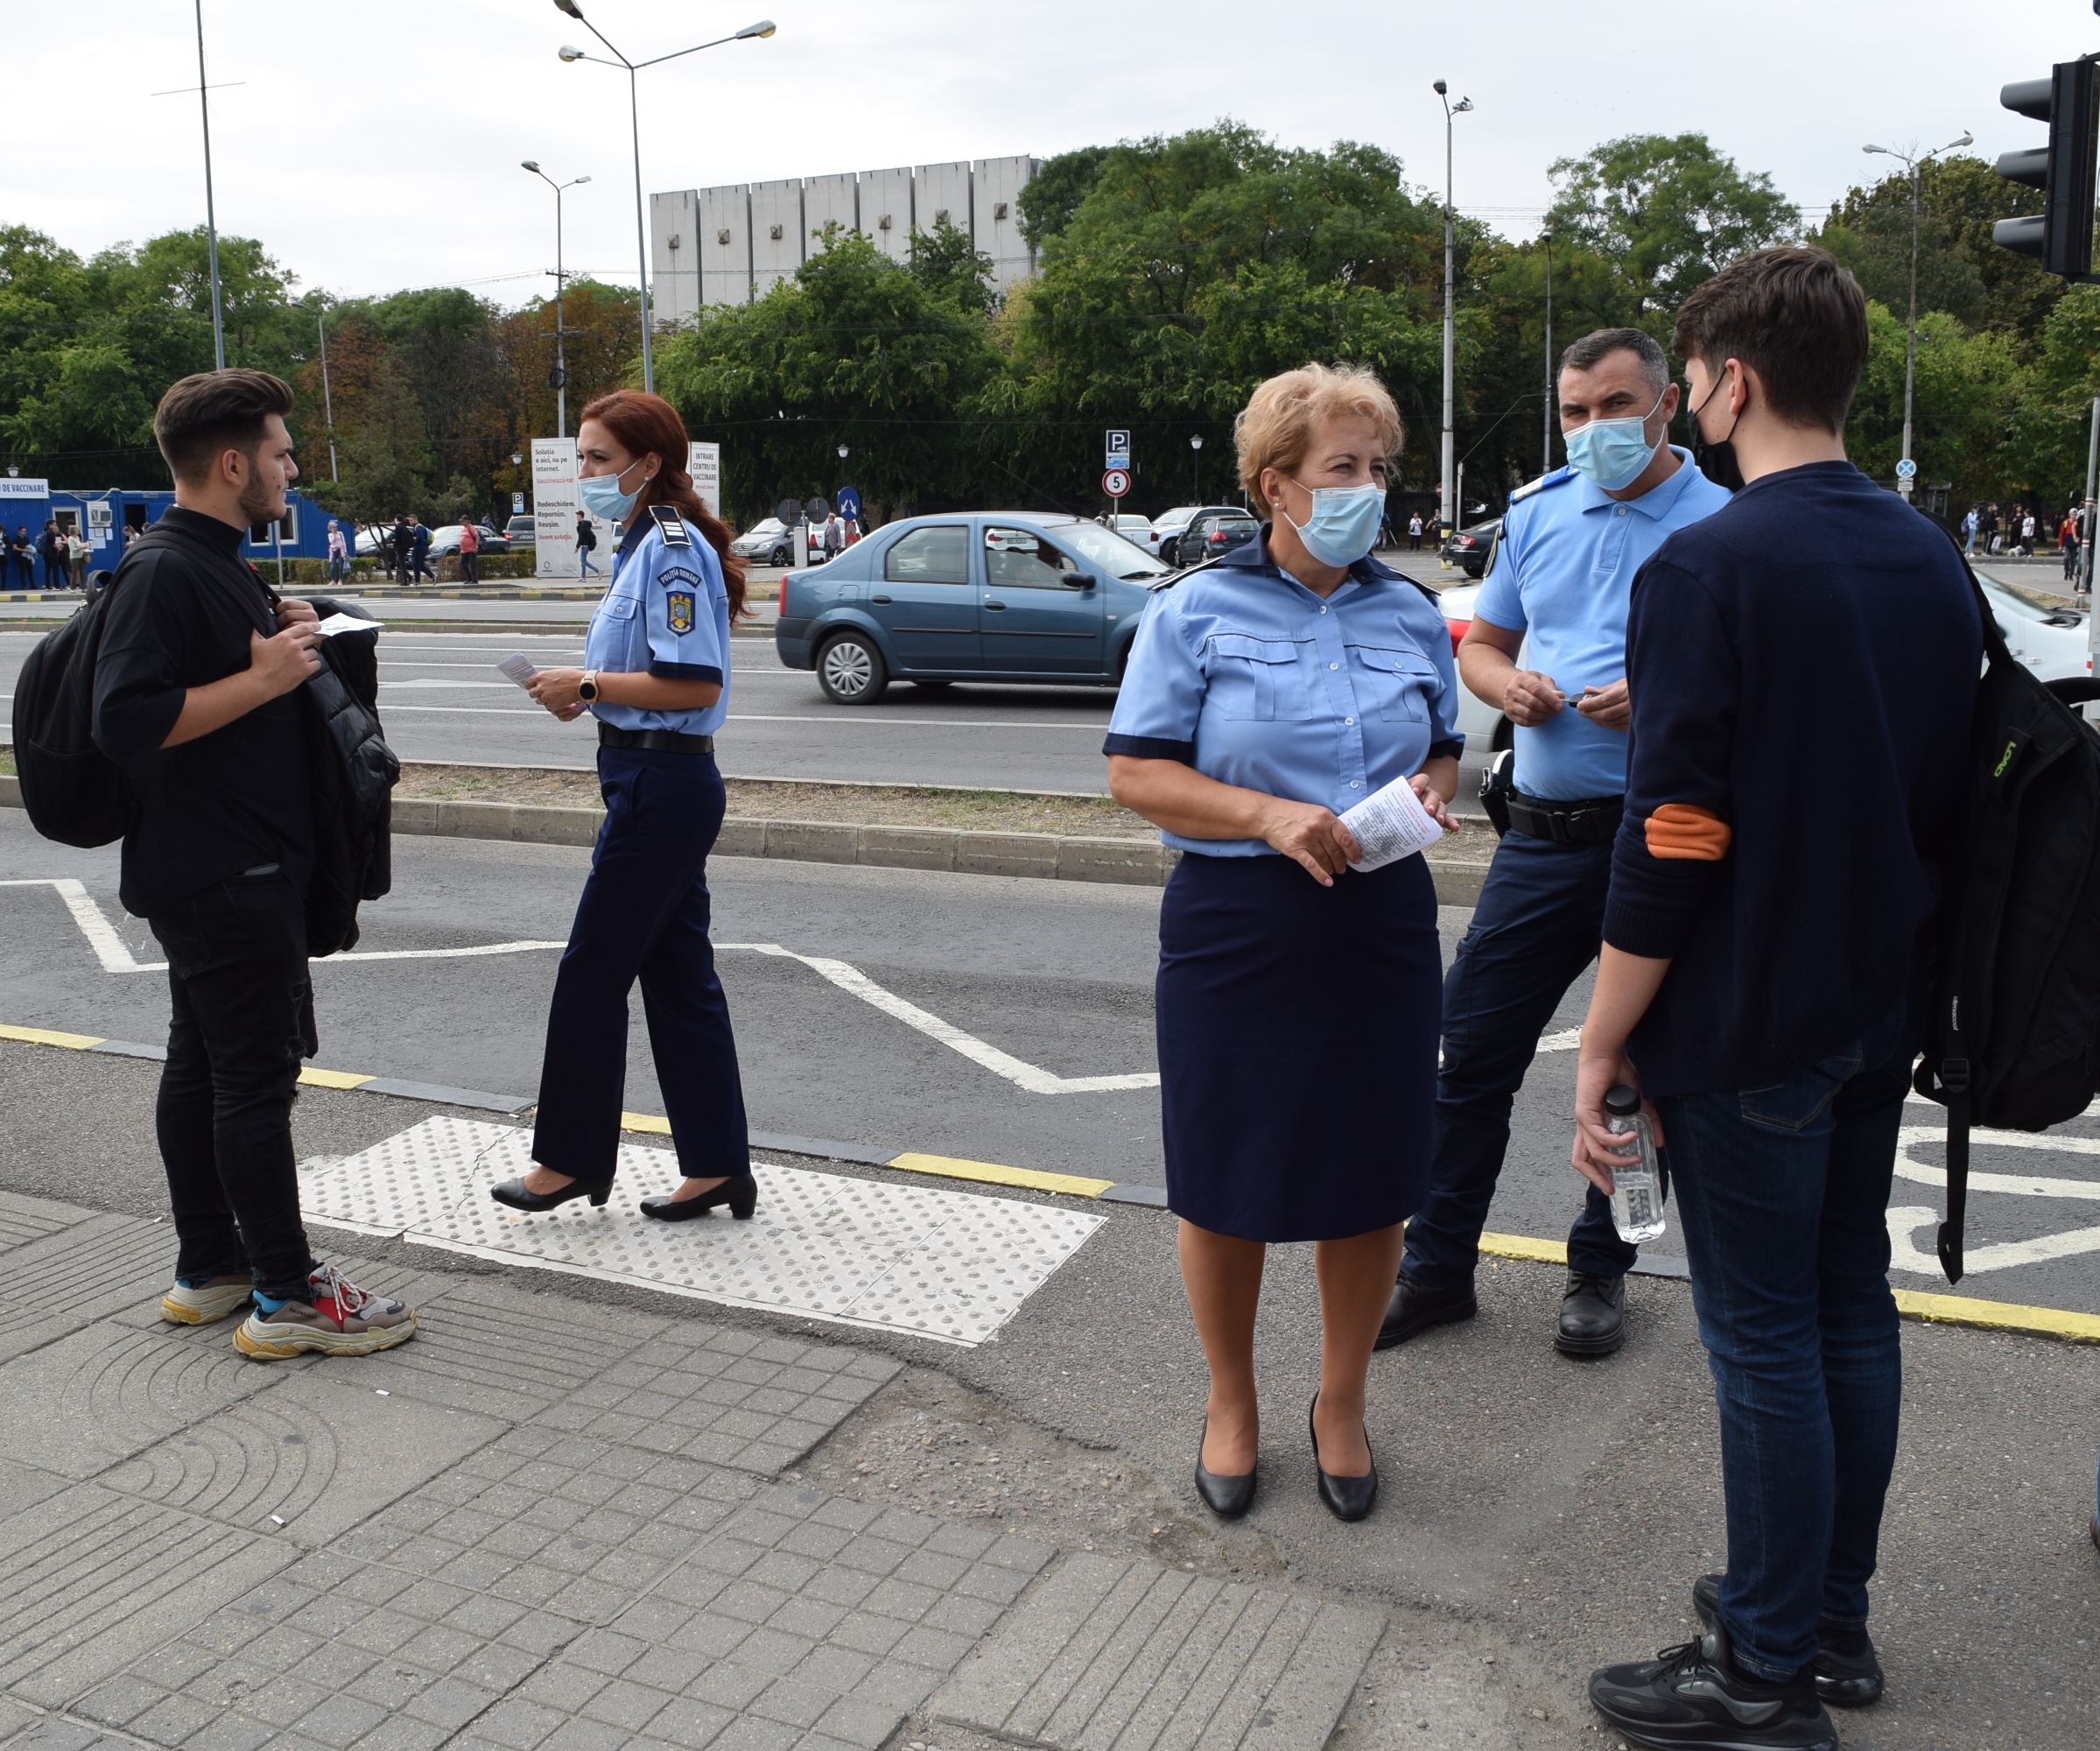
[
  {"left": 598, "top": 724, "right": 715, "bottom": 755},
  {"left": 1504, "top": 790, "right": 1623, "bottom": 845}
]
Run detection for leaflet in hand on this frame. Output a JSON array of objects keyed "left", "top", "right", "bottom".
[
  {"left": 495, "top": 654, "right": 537, "bottom": 688},
  {"left": 1338, "top": 774, "right": 1444, "bottom": 872},
  {"left": 313, "top": 612, "right": 378, "bottom": 637}
]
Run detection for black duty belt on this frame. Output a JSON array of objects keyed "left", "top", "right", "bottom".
[
  {"left": 1504, "top": 790, "right": 1624, "bottom": 845},
  {"left": 598, "top": 724, "right": 715, "bottom": 755}
]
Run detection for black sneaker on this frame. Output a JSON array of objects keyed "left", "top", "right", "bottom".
[
  {"left": 1693, "top": 1572, "right": 1884, "bottom": 1707},
  {"left": 1589, "top": 1617, "right": 1835, "bottom": 1751},
  {"left": 1374, "top": 1273, "right": 1476, "bottom": 1350}
]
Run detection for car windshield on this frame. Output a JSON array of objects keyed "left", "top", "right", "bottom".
[
  {"left": 1979, "top": 579, "right": 2061, "bottom": 623},
  {"left": 1050, "top": 520, "right": 1169, "bottom": 580},
  {"left": 1155, "top": 506, "right": 1200, "bottom": 527}
]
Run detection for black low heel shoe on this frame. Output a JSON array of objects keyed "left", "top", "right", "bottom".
[
  {"left": 1193, "top": 1416, "right": 1256, "bottom": 1518},
  {"left": 490, "top": 1176, "right": 612, "bottom": 1213},
  {"left": 640, "top": 1173, "right": 759, "bottom": 1222},
  {"left": 1309, "top": 1393, "right": 1378, "bottom": 1522}
]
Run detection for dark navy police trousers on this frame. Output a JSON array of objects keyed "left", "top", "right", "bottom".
[
  {"left": 531, "top": 746, "right": 749, "bottom": 1185},
  {"left": 1400, "top": 827, "right": 1640, "bottom": 1288}
]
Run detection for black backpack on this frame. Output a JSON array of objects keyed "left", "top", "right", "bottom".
[
  {"left": 1912, "top": 523, "right": 2100, "bottom": 1283},
  {"left": 12, "top": 566, "right": 128, "bottom": 847}
]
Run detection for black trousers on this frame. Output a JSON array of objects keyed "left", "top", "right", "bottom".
[
  {"left": 147, "top": 872, "right": 319, "bottom": 1299},
  {"left": 460, "top": 552, "right": 479, "bottom": 585}
]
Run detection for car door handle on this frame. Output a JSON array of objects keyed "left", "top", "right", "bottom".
[
  {"left": 871, "top": 594, "right": 891, "bottom": 604},
  {"left": 983, "top": 600, "right": 1006, "bottom": 610}
]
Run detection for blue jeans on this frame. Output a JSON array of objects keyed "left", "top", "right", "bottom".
[
  {"left": 1656, "top": 994, "right": 1912, "bottom": 1682},
  {"left": 1401, "top": 828, "right": 1637, "bottom": 1288},
  {"left": 579, "top": 547, "right": 599, "bottom": 576}
]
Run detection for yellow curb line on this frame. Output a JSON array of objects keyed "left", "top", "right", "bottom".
[{"left": 9, "top": 1024, "right": 2100, "bottom": 1343}]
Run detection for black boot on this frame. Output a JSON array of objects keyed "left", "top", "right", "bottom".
[
  {"left": 1556, "top": 1269, "right": 1626, "bottom": 1357},
  {"left": 1374, "top": 1273, "right": 1477, "bottom": 1350}
]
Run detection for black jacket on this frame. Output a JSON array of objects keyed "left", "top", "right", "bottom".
[{"left": 299, "top": 594, "right": 397, "bottom": 955}]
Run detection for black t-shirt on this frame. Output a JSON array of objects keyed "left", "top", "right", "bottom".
[{"left": 91, "top": 507, "right": 313, "bottom": 918}]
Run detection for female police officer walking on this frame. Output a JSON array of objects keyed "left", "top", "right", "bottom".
[
  {"left": 492, "top": 390, "right": 755, "bottom": 1222},
  {"left": 1106, "top": 363, "right": 1458, "bottom": 1522}
]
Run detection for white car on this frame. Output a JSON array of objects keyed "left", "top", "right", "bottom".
[
  {"left": 1150, "top": 504, "right": 1204, "bottom": 559},
  {"left": 1431, "top": 580, "right": 1512, "bottom": 754},
  {"left": 1980, "top": 576, "right": 2090, "bottom": 683},
  {"left": 1106, "top": 513, "right": 1160, "bottom": 556}
]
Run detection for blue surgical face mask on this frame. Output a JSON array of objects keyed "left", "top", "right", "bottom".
[
  {"left": 577, "top": 457, "right": 648, "bottom": 523},
  {"left": 1563, "top": 392, "right": 1665, "bottom": 491},
  {"left": 1282, "top": 479, "right": 1387, "bottom": 567}
]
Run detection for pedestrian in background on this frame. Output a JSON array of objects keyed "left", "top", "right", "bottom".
[
  {"left": 575, "top": 508, "right": 600, "bottom": 578},
  {"left": 1408, "top": 511, "right": 1424, "bottom": 551},
  {"left": 823, "top": 510, "right": 843, "bottom": 563},
  {"left": 1962, "top": 505, "right": 1978, "bottom": 554},
  {"left": 10, "top": 525, "right": 32, "bottom": 588},
  {"left": 495, "top": 390, "right": 754, "bottom": 1224},
  {"left": 92, "top": 369, "right": 417, "bottom": 1359},
  {"left": 2061, "top": 509, "right": 2081, "bottom": 585},
  {"left": 325, "top": 519, "right": 348, "bottom": 584},
  {"left": 37, "top": 519, "right": 61, "bottom": 588},
  {"left": 1576, "top": 248, "right": 1977, "bottom": 1750},
  {"left": 67, "top": 526, "right": 89, "bottom": 589},
  {"left": 458, "top": 515, "right": 481, "bottom": 585},
  {"left": 1379, "top": 328, "right": 1731, "bottom": 1363},
  {"left": 390, "top": 515, "right": 412, "bottom": 586},
  {"left": 1106, "top": 362, "right": 1459, "bottom": 1525},
  {"left": 408, "top": 514, "right": 433, "bottom": 583}
]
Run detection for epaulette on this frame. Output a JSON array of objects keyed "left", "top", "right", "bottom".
[
  {"left": 649, "top": 503, "right": 692, "bottom": 546},
  {"left": 1507, "top": 466, "right": 1574, "bottom": 504},
  {"left": 1145, "top": 553, "right": 1232, "bottom": 592}
]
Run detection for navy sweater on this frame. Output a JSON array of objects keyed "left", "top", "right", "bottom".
[{"left": 1605, "top": 461, "right": 1980, "bottom": 1095}]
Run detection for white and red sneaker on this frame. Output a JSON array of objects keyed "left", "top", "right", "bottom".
[{"left": 233, "top": 1263, "right": 418, "bottom": 1360}]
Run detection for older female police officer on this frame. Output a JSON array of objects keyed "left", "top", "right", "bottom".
[
  {"left": 493, "top": 390, "right": 755, "bottom": 1222},
  {"left": 1107, "top": 364, "right": 1459, "bottom": 1522}
]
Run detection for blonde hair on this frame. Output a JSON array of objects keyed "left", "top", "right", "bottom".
[{"left": 1233, "top": 362, "right": 1403, "bottom": 496}]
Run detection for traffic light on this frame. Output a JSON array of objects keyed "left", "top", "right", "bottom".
[{"left": 1993, "top": 57, "right": 2100, "bottom": 281}]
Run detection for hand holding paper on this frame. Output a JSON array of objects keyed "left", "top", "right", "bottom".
[
  {"left": 495, "top": 654, "right": 538, "bottom": 688},
  {"left": 1338, "top": 773, "right": 1445, "bottom": 872},
  {"left": 313, "top": 612, "right": 379, "bottom": 638}
]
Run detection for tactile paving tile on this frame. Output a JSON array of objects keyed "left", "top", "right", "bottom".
[{"left": 299, "top": 1117, "right": 1106, "bottom": 1347}]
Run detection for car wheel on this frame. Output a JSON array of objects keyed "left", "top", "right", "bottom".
[
  {"left": 817, "top": 631, "right": 888, "bottom": 705},
  {"left": 1465, "top": 560, "right": 1485, "bottom": 578},
  {"left": 1161, "top": 538, "right": 1179, "bottom": 567},
  {"left": 769, "top": 545, "right": 790, "bottom": 566}
]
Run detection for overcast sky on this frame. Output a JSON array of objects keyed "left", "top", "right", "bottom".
[{"left": 3, "top": 0, "right": 2084, "bottom": 307}]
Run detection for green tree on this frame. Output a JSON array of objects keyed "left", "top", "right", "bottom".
[
  {"left": 1544, "top": 134, "right": 1801, "bottom": 318},
  {"left": 1847, "top": 299, "right": 2025, "bottom": 504},
  {"left": 1016, "top": 147, "right": 1109, "bottom": 250}
]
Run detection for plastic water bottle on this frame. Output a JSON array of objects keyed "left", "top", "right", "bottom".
[{"left": 1602, "top": 1084, "right": 1667, "bottom": 1244}]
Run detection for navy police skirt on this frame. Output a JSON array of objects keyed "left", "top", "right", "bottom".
[{"left": 1157, "top": 850, "right": 1440, "bottom": 1243}]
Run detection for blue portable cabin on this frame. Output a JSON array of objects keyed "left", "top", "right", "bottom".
[{"left": 0, "top": 482, "right": 343, "bottom": 573}]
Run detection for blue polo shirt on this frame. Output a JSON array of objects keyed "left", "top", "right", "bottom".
[
  {"left": 1104, "top": 531, "right": 1462, "bottom": 856},
  {"left": 583, "top": 510, "right": 731, "bottom": 735},
  {"left": 1473, "top": 447, "right": 1731, "bottom": 800}
]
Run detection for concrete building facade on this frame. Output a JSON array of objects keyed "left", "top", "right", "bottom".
[{"left": 650, "top": 154, "right": 1040, "bottom": 322}]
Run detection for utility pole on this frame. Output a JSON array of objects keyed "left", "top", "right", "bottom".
[
  {"left": 1434, "top": 81, "right": 1472, "bottom": 539},
  {"left": 1864, "top": 131, "right": 1972, "bottom": 496},
  {"left": 523, "top": 164, "right": 591, "bottom": 436},
  {"left": 1541, "top": 229, "right": 1555, "bottom": 477},
  {"left": 193, "top": 0, "right": 226, "bottom": 370},
  {"left": 2082, "top": 395, "right": 2098, "bottom": 603},
  {"left": 316, "top": 307, "right": 339, "bottom": 482}
]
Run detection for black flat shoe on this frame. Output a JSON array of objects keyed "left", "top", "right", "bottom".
[
  {"left": 1192, "top": 1415, "right": 1256, "bottom": 1518},
  {"left": 490, "top": 1175, "right": 612, "bottom": 1212},
  {"left": 1309, "top": 1393, "right": 1378, "bottom": 1522},
  {"left": 640, "top": 1173, "right": 759, "bottom": 1222}
]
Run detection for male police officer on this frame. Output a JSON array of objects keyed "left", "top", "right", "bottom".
[{"left": 1380, "top": 328, "right": 1731, "bottom": 1358}]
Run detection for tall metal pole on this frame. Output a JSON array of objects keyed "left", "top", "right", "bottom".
[
  {"left": 316, "top": 308, "right": 339, "bottom": 482},
  {"left": 193, "top": 0, "right": 226, "bottom": 370},
  {"left": 1433, "top": 82, "right": 1470, "bottom": 540},
  {"left": 555, "top": 185, "right": 571, "bottom": 437},
  {"left": 2082, "top": 395, "right": 2098, "bottom": 602},
  {"left": 1900, "top": 159, "right": 1921, "bottom": 499},
  {"left": 626, "top": 66, "right": 653, "bottom": 394},
  {"left": 1542, "top": 233, "right": 1555, "bottom": 477}
]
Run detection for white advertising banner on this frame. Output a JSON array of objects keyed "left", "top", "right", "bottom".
[
  {"left": 0, "top": 477, "right": 50, "bottom": 499},
  {"left": 531, "top": 438, "right": 614, "bottom": 583},
  {"left": 687, "top": 441, "right": 721, "bottom": 521}
]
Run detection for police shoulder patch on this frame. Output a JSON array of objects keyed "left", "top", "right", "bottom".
[
  {"left": 1507, "top": 465, "right": 1574, "bottom": 503},
  {"left": 650, "top": 503, "right": 692, "bottom": 545},
  {"left": 666, "top": 590, "right": 696, "bottom": 634}
]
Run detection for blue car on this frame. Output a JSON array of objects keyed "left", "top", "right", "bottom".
[{"left": 774, "top": 511, "right": 1172, "bottom": 704}]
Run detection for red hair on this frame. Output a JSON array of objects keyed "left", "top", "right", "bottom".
[{"left": 575, "top": 390, "right": 748, "bottom": 620}]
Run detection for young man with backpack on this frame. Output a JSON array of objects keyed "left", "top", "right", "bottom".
[
  {"left": 1570, "top": 250, "right": 1979, "bottom": 1749},
  {"left": 91, "top": 369, "right": 416, "bottom": 1360}
]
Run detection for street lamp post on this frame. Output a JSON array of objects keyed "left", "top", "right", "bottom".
[
  {"left": 1540, "top": 229, "right": 1555, "bottom": 477},
  {"left": 1190, "top": 433, "right": 1203, "bottom": 503},
  {"left": 1863, "top": 131, "right": 1971, "bottom": 499},
  {"left": 316, "top": 306, "right": 339, "bottom": 482},
  {"left": 522, "top": 163, "right": 592, "bottom": 437},
  {"left": 193, "top": 0, "right": 226, "bottom": 369},
  {"left": 1433, "top": 81, "right": 1473, "bottom": 540},
  {"left": 553, "top": 3, "right": 776, "bottom": 395}
]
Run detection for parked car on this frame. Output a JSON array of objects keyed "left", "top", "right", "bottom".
[
  {"left": 1441, "top": 516, "right": 1501, "bottom": 578},
  {"left": 775, "top": 511, "right": 1172, "bottom": 704},
  {"left": 1979, "top": 575, "right": 2091, "bottom": 683},
  {"left": 425, "top": 524, "right": 509, "bottom": 558},
  {"left": 730, "top": 517, "right": 796, "bottom": 566},
  {"left": 1436, "top": 580, "right": 1512, "bottom": 755},
  {"left": 1103, "top": 513, "right": 1161, "bottom": 557},
  {"left": 505, "top": 513, "right": 536, "bottom": 548},
  {"left": 1165, "top": 507, "right": 1260, "bottom": 569},
  {"left": 1149, "top": 504, "right": 1205, "bottom": 560}
]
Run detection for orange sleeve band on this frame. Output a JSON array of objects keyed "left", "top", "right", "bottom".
[{"left": 1644, "top": 802, "right": 1733, "bottom": 861}]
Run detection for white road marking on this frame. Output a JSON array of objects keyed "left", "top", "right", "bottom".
[
  {"left": 716, "top": 942, "right": 1158, "bottom": 1094},
  {"left": 1886, "top": 1206, "right": 2100, "bottom": 1275},
  {"left": 1887, "top": 1125, "right": 2100, "bottom": 1274},
  {"left": 0, "top": 878, "right": 152, "bottom": 972},
  {"left": 1535, "top": 1029, "right": 1582, "bottom": 1053}
]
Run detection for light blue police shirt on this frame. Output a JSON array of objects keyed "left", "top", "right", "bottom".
[
  {"left": 583, "top": 508, "right": 732, "bottom": 735},
  {"left": 1472, "top": 447, "right": 1731, "bottom": 801},
  {"left": 1103, "top": 531, "right": 1463, "bottom": 857}
]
